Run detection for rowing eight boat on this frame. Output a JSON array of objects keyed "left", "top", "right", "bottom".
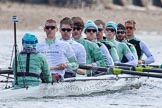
[{"left": 0, "top": 74, "right": 142, "bottom": 99}]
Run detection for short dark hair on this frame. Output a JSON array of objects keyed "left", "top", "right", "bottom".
[
  {"left": 71, "top": 17, "right": 84, "bottom": 29},
  {"left": 94, "top": 19, "right": 105, "bottom": 27},
  {"left": 60, "top": 17, "right": 73, "bottom": 28},
  {"left": 117, "top": 23, "right": 125, "bottom": 30}
]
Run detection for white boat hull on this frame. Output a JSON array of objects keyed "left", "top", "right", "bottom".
[{"left": 0, "top": 75, "right": 142, "bottom": 100}]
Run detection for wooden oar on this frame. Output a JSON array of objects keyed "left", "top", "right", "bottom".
[{"left": 79, "top": 65, "right": 162, "bottom": 78}]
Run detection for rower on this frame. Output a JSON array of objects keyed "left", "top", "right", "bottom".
[
  {"left": 94, "top": 19, "right": 119, "bottom": 64},
  {"left": 84, "top": 20, "right": 114, "bottom": 66},
  {"left": 59, "top": 17, "right": 87, "bottom": 78},
  {"left": 71, "top": 17, "right": 108, "bottom": 76},
  {"left": 116, "top": 23, "right": 138, "bottom": 63},
  {"left": 12, "top": 33, "right": 52, "bottom": 88},
  {"left": 36, "top": 19, "right": 78, "bottom": 82},
  {"left": 104, "top": 21, "right": 138, "bottom": 66},
  {"left": 125, "top": 20, "right": 155, "bottom": 64}
]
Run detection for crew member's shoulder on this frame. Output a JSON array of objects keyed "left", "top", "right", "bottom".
[
  {"left": 82, "top": 39, "right": 95, "bottom": 45},
  {"left": 106, "top": 41, "right": 115, "bottom": 47},
  {"left": 133, "top": 36, "right": 141, "bottom": 41},
  {"left": 72, "top": 40, "right": 85, "bottom": 48},
  {"left": 57, "top": 39, "right": 70, "bottom": 45},
  {"left": 119, "top": 41, "right": 129, "bottom": 47},
  {"left": 36, "top": 41, "right": 46, "bottom": 46}
]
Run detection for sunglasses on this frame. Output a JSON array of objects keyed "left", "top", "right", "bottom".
[
  {"left": 73, "top": 27, "right": 82, "bottom": 31},
  {"left": 98, "top": 28, "right": 103, "bottom": 32},
  {"left": 86, "top": 29, "right": 97, "bottom": 33},
  {"left": 61, "top": 28, "right": 72, "bottom": 32},
  {"left": 22, "top": 40, "right": 38, "bottom": 44},
  {"left": 105, "top": 28, "right": 115, "bottom": 32},
  {"left": 45, "top": 26, "right": 56, "bottom": 30},
  {"left": 117, "top": 31, "right": 125, "bottom": 34},
  {"left": 126, "top": 26, "right": 133, "bottom": 30}
]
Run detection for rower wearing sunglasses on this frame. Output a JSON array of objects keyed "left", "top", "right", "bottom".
[
  {"left": 104, "top": 21, "right": 138, "bottom": 66},
  {"left": 125, "top": 20, "right": 155, "bottom": 64},
  {"left": 116, "top": 23, "right": 138, "bottom": 63},
  {"left": 84, "top": 20, "right": 114, "bottom": 66},
  {"left": 36, "top": 19, "right": 78, "bottom": 82},
  {"left": 71, "top": 17, "right": 108, "bottom": 76},
  {"left": 59, "top": 17, "right": 87, "bottom": 78},
  {"left": 94, "top": 19, "right": 120, "bottom": 64}
]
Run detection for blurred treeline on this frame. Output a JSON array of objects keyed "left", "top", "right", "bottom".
[{"left": 0, "top": 0, "right": 162, "bottom": 8}]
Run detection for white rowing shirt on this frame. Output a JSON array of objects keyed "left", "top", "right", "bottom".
[
  {"left": 61, "top": 39, "right": 86, "bottom": 77},
  {"left": 36, "top": 39, "right": 76, "bottom": 77},
  {"left": 61, "top": 39, "right": 86, "bottom": 64}
]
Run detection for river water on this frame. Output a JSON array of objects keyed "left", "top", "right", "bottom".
[{"left": 0, "top": 30, "right": 162, "bottom": 108}]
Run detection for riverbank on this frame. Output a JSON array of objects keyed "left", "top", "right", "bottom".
[{"left": 0, "top": 2, "right": 162, "bottom": 32}]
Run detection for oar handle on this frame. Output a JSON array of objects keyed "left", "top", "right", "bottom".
[
  {"left": 115, "top": 63, "right": 134, "bottom": 67},
  {"left": 79, "top": 64, "right": 108, "bottom": 72}
]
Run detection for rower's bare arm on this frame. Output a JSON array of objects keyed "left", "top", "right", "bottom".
[
  {"left": 50, "top": 63, "right": 67, "bottom": 70},
  {"left": 76, "top": 69, "right": 86, "bottom": 75},
  {"left": 138, "top": 60, "right": 145, "bottom": 64}
]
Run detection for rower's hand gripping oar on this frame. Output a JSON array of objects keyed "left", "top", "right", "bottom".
[{"left": 79, "top": 64, "right": 162, "bottom": 78}]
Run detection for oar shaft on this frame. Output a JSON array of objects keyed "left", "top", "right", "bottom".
[
  {"left": 145, "top": 64, "right": 162, "bottom": 68},
  {"left": 79, "top": 65, "right": 162, "bottom": 79},
  {"left": 115, "top": 66, "right": 131, "bottom": 70},
  {"left": 0, "top": 80, "right": 13, "bottom": 83},
  {"left": 121, "top": 70, "right": 162, "bottom": 78},
  {"left": 142, "top": 68, "right": 162, "bottom": 73},
  {"left": 0, "top": 69, "right": 13, "bottom": 74},
  {"left": 115, "top": 63, "right": 133, "bottom": 67},
  {"left": 115, "top": 65, "right": 162, "bottom": 74},
  {"left": 0, "top": 75, "right": 14, "bottom": 79},
  {"left": 79, "top": 65, "right": 107, "bottom": 72}
]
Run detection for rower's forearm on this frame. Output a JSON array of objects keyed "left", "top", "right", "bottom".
[
  {"left": 76, "top": 69, "right": 86, "bottom": 75},
  {"left": 50, "top": 66, "right": 60, "bottom": 70}
]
